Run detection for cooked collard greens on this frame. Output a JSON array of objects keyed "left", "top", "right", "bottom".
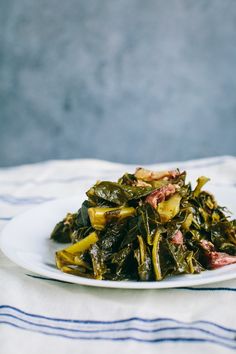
[{"left": 51, "top": 168, "right": 236, "bottom": 281}]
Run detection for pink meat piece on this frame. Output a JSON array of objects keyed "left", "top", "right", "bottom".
[
  {"left": 170, "top": 230, "right": 183, "bottom": 245},
  {"left": 145, "top": 184, "right": 176, "bottom": 208},
  {"left": 199, "top": 240, "right": 236, "bottom": 269},
  {"left": 207, "top": 252, "right": 236, "bottom": 269}
]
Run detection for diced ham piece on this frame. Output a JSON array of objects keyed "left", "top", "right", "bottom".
[
  {"left": 170, "top": 230, "right": 183, "bottom": 245},
  {"left": 199, "top": 240, "right": 236, "bottom": 269},
  {"left": 135, "top": 168, "right": 180, "bottom": 182},
  {"left": 207, "top": 252, "right": 236, "bottom": 269},
  {"left": 145, "top": 184, "right": 176, "bottom": 208}
]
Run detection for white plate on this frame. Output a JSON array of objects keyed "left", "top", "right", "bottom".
[{"left": 1, "top": 185, "right": 236, "bottom": 289}]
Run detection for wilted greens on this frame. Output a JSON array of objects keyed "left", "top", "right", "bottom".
[{"left": 51, "top": 168, "right": 236, "bottom": 281}]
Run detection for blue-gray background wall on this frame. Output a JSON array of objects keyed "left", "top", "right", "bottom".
[{"left": 0, "top": 0, "right": 236, "bottom": 167}]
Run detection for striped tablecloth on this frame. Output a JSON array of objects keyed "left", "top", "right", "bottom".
[{"left": 1, "top": 156, "right": 236, "bottom": 354}]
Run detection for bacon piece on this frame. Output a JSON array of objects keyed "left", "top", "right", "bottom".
[
  {"left": 135, "top": 168, "right": 180, "bottom": 182},
  {"left": 145, "top": 184, "right": 176, "bottom": 208},
  {"left": 207, "top": 252, "right": 236, "bottom": 269},
  {"left": 170, "top": 230, "right": 183, "bottom": 245}
]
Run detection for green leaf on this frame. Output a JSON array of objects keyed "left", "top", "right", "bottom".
[{"left": 86, "top": 181, "right": 155, "bottom": 206}]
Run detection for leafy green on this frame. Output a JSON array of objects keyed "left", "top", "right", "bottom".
[
  {"left": 52, "top": 167, "right": 236, "bottom": 281},
  {"left": 134, "top": 235, "right": 152, "bottom": 281},
  {"left": 51, "top": 213, "right": 78, "bottom": 243}
]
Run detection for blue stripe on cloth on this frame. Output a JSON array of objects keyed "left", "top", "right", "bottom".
[
  {"left": 0, "top": 312, "right": 235, "bottom": 344},
  {"left": 178, "top": 287, "right": 236, "bottom": 292},
  {"left": 1, "top": 320, "right": 236, "bottom": 350},
  {"left": 1, "top": 305, "right": 235, "bottom": 333},
  {"left": 0, "top": 195, "right": 54, "bottom": 205},
  {"left": 0, "top": 156, "right": 232, "bottom": 186},
  {"left": 0, "top": 216, "right": 13, "bottom": 221}
]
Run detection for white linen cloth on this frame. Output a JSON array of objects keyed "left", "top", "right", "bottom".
[{"left": 0, "top": 156, "right": 236, "bottom": 354}]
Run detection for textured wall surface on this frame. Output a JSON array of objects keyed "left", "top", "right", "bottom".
[{"left": 0, "top": 0, "right": 236, "bottom": 167}]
